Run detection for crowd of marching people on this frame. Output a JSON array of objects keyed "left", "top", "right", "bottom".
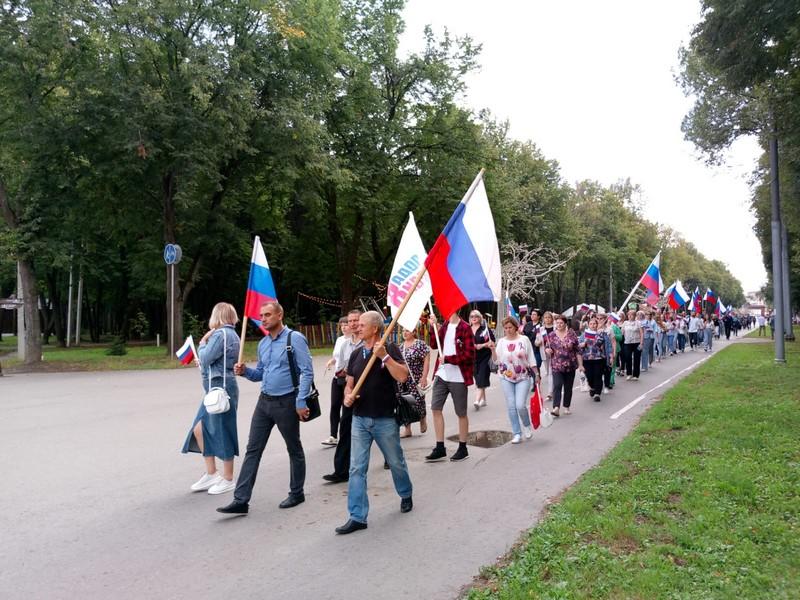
[{"left": 179, "top": 299, "right": 755, "bottom": 534}]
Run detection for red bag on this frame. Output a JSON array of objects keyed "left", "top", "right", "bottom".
[{"left": 530, "top": 385, "right": 541, "bottom": 429}]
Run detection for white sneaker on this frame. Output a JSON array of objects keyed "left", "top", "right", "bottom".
[
  {"left": 208, "top": 478, "right": 235, "bottom": 495},
  {"left": 478, "top": 398, "right": 487, "bottom": 408},
  {"left": 511, "top": 434, "right": 522, "bottom": 444},
  {"left": 625, "top": 375, "right": 631, "bottom": 381},
  {"left": 190, "top": 472, "right": 222, "bottom": 492},
  {"left": 474, "top": 400, "right": 481, "bottom": 411},
  {"left": 523, "top": 426, "right": 533, "bottom": 440},
  {"left": 321, "top": 436, "right": 338, "bottom": 446},
  {"left": 603, "top": 387, "right": 611, "bottom": 394}
]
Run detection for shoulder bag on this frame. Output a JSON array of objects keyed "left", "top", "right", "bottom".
[
  {"left": 395, "top": 344, "right": 422, "bottom": 426},
  {"left": 203, "top": 328, "right": 231, "bottom": 415},
  {"left": 287, "top": 330, "right": 321, "bottom": 421}
]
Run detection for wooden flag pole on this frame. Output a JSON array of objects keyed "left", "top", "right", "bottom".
[
  {"left": 237, "top": 316, "right": 248, "bottom": 364},
  {"left": 350, "top": 264, "right": 430, "bottom": 401}
]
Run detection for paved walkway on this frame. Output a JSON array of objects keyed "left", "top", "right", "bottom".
[{"left": 0, "top": 337, "right": 740, "bottom": 599}]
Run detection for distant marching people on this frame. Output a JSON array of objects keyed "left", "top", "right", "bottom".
[
  {"left": 579, "top": 315, "right": 611, "bottom": 402},
  {"left": 622, "top": 310, "right": 644, "bottom": 381},
  {"left": 546, "top": 314, "right": 582, "bottom": 416},
  {"left": 323, "top": 316, "right": 349, "bottom": 447}
]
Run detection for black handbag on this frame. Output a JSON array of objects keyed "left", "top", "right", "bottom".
[
  {"left": 395, "top": 392, "right": 421, "bottom": 426},
  {"left": 287, "top": 331, "right": 321, "bottom": 421}
]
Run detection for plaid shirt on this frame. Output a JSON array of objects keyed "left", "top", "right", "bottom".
[{"left": 436, "top": 319, "right": 476, "bottom": 386}]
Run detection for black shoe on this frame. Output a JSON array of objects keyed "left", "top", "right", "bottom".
[
  {"left": 322, "top": 473, "right": 348, "bottom": 483},
  {"left": 216, "top": 501, "right": 249, "bottom": 515},
  {"left": 400, "top": 496, "right": 413, "bottom": 513},
  {"left": 425, "top": 446, "right": 447, "bottom": 462},
  {"left": 383, "top": 461, "right": 390, "bottom": 470},
  {"left": 593, "top": 394, "right": 601, "bottom": 402},
  {"left": 279, "top": 494, "right": 305, "bottom": 509},
  {"left": 335, "top": 519, "right": 368, "bottom": 535},
  {"left": 450, "top": 446, "right": 469, "bottom": 462}
]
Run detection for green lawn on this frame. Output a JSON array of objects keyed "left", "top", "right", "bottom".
[
  {"left": 1, "top": 339, "right": 333, "bottom": 372},
  {"left": 468, "top": 340, "right": 800, "bottom": 599}
]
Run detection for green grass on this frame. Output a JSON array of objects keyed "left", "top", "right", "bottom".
[
  {"left": 1, "top": 339, "right": 333, "bottom": 372},
  {"left": 468, "top": 341, "right": 800, "bottom": 600}
]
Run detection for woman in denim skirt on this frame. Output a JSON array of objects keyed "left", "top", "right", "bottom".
[{"left": 182, "top": 302, "right": 240, "bottom": 495}]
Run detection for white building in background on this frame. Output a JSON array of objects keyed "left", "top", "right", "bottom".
[{"left": 742, "top": 291, "right": 767, "bottom": 316}]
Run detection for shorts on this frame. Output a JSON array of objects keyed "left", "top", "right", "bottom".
[{"left": 431, "top": 377, "right": 468, "bottom": 417}]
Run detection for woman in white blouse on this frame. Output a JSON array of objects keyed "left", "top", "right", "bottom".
[{"left": 492, "top": 316, "right": 539, "bottom": 444}]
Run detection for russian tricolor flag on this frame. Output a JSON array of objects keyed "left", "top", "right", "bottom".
[
  {"left": 175, "top": 335, "right": 197, "bottom": 365},
  {"left": 691, "top": 287, "right": 701, "bottom": 313},
  {"left": 666, "top": 281, "right": 690, "bottom": 310},
  {"left": 506, "top": 294, "right": 518, "bottom": 320},
  {"left": 244, "top": 236, "right": 278, "bottom": 329},
  {"left": 425, "top": 172, "right": 501, "bottom": 318},
  {"left": 640, "top": 251, "right": 663, "bottom": 298},
  {"left": 608, "top": 312, "right": 620, "bottom": 324},
  {"left": 703, "top": 288, "right": 716, "bottom": 307}
]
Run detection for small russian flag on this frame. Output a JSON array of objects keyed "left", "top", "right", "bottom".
[
  {"left": 175, "top": 335, "right": 197, "bottom": 365},
  {"left": 608, "top": 312, "right": 620, "bottom": 324},
  {"left": 244, "top": 236, "right": 278, "bottom": 330},
  {"left": 583, "top": 330, "right": 597, "bottom": 342}
]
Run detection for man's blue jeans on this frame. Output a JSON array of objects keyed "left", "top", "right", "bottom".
[
  {"left": 348, "top": 415, "right": 413, "bottom": 524},
  {"left": 667, "top": 332, "right": 676, "bottom": 354}
]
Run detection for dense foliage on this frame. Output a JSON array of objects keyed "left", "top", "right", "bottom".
[
  {"left": 680, "top": 0, "right": 799, "bottom": 306},
  {"left": 1, "top": 0, "right": 744, "bottom": 360}
]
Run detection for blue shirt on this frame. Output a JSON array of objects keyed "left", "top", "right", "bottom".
[{"left": 243, "top": 326, "right": 314, "bottom": 409}]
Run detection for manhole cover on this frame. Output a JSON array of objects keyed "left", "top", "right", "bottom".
[{"left": 447, "top": 430, "right": 513, "bottom": 448}]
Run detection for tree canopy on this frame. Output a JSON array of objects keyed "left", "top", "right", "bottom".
[{"left": 1, "top": 0, "right": 746, "bottom": 361}]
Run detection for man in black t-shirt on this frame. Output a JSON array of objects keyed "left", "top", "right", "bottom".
[{"left": 334, "top": 311, "right": 414, "bottom": 535}]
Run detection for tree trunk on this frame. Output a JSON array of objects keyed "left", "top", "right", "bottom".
[
  {"left": 46, "top": 271, "right": 66, "bottom": 347},
  {"left": 18, "top": 260, "right": 43, "bottom": 365}
]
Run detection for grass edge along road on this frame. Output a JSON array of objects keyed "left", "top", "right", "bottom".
[{"left": 467, "top": 340, "right": 800, "bottom": 600}]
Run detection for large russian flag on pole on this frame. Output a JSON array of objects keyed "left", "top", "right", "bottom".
[
  {"left": 425, "top": 171, "right": 502, "bottom": 318},
  {"left": 691, "top": 287, "right": 701, "bottom": 313},
  {"left": 243, "top": 236, "right": 278, "bottom": 329},
  {"left": 640, "top": 251, "right": 663, "bottom": 298}
]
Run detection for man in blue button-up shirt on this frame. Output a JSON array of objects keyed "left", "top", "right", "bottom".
[{"left": 217, "top": 301, "right": 314, "bottom": 515}]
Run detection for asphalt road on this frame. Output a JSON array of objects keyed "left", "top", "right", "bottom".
[{"left": 0, "top": 338, "right": 734, "bottom": 600}]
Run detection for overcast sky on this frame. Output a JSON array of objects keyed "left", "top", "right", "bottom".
[{"left": 401, "top": 0, "right": 767, "bottom": 293}]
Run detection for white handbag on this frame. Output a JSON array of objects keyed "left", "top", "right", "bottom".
[
  {"left": 537, "top": 384, "right": 554, "bottom": 428},
  {"left": 203, "top": 328, "right": 230, "bottom": 415}
]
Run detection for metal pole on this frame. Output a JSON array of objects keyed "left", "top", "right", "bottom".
[
  {"left": 74, "top": 266, "right": 83, "bottom": 346},
  {"left": 769, "top": 113, "right": 786, "bottom": 362},
  {"left": 609, "top": 263, "right": 613, "bottom": 312},
  {"left": 16, "top": 262, "right": 25, "bottom": 362},
  {"left": 170, "top": 263, "right": 175, "bottom": 357},
  {"left": 66, "top": 262, "right": 73, "bottom": 348},
  {"left": 781, "top": 222, "right": 794, "bottom": 340}
]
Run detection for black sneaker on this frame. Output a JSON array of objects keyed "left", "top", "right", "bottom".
[
  {"left": 425, "top": 446, "right": 447, "bottom": 462},
  {"left": 450, "top": 446, "right": 469, "bottom": 462}
]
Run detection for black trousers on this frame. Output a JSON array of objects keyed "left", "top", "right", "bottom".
[
  {"left": 689, "top": 331, "right": 698, "bottom": 348},
  {"left": 552, "top": 370, "right": 576, "bottom": 408},
  {"left": 623, "top": 343, "right": 641, "bottom": 378},
  {"left": 603, "top": 362, "right": 613, "bottom": 389},
  {"left": 234, "top": 392, "right": 305, "bottom": 503},
  {"left": 584, "top": 359, "right": 605, "bottom": 396},
  {"left": 329, "top": 376, "right": 345, "bottom": 438},
  {"left": 332, "top": 404, "right": 353, "bottom": 478}
]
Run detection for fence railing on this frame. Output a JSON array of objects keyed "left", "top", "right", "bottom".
[{"left": 294, "top": 321, "right": 438, "bottom": 349}]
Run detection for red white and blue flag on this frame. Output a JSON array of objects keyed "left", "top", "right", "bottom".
[
  {"left": 691, "top": 287, "right": 701, "bottom": 313},
  {"left": 607, "top": 312, "right": 620, "bottom": 324},
  {"left": 703, "top": 288, "right": 716, "bottom": 307},
  {"left": 243, "top": 236, "right": 278, "bottom": 330},
  {"left": 583, "top": 330, "right": 597, "bottom": 342},
  {"left": 175, "top": 335, "right": 197, "bottom": 365},
  {"left": 665, "top": 280, "right": 690, "bottom": 310},
  {"left": 425, "top": 172, "right": 502, "bottom": 318},
  {"left": 506, "top": 294, "right": 518, "bottom": 320},
  {"left": 640, "top": 251, "right": 663, "bottom": 298},
  {"left": 717, "top": 299, "right": 728, "bottom": 314}
]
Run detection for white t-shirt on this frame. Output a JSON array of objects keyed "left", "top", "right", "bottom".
[
  {"left": 436, "top": 322, "right": 464, "bottom": 383},
  {"left": 688, "top": 317, "right": 702, "bottom": 332}
]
